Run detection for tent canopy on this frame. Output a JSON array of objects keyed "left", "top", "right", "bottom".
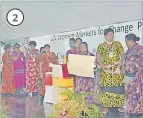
[{"left": 1, "top": 1, "right": 142, "bottom": 44}]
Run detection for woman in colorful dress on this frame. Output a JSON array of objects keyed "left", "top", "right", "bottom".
[
  {"left": 123, "top": 33, "right": 143, "bottom": 118},
  {"left": 1, "top": 44, "right": 16, "bottom": 95},
  {"left": 75, "top": 42, "right": 95, "bottom": 106},
  {"left": 26, "top": 41, "right": 39, "bottom": 96},
  {"left": 96, "top": 28, "right": 124, "bottom": 117},
  {"left": 39, "top": 44, "right": 58, "bottom": 103},
  {"left": 12, "top": 43, "right": 26, "bottom": 94}
]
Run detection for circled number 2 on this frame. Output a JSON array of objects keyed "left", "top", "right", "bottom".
[
  {"left": 13, "top": 14, "right": 18, "bottom": 22},
  {"left": 7, "top": 8, "right": 24, "bottom": 26}
]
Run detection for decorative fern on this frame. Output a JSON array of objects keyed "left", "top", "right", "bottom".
[
  {"left": 49, "top": 88, "right": 103, "bottom": 118},
  {"left": 0, "top": 99, "right": 9, "bottom": 118},
  {"left": 0, "top": 106, "right": 9, "bottom": 118}
]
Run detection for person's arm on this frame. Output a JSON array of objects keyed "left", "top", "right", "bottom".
[
  {"left": 39, "top": 55, "right": 43, "bottom": 80},
  {"left": 35, "top": 49, "right": 39, "bottom": 58},
  {"left": 66, "top": 50, "right": 69, "bottom": 63},
  {"left": 25, "top": 52, "right": 30, "bottom": 64},
  {"left": 21, "top": 52, "right": 25, "bottom": 61},
  {"left": 39, "top": 63, "right": 43, "bottom": 77},
  {"left": 136, "top": 46, "right": 143, "bottom": 75},
  {"left": 2, "top": 54, "right": 7, "bottom": 64},
  {"left": 35, "top": 49, "right": 40, "bottom": 64},
  {"left": 21, "top": 52, "right": 26, "bottom": 68},
  {"left": 117, "top": 42, "right": 124, "bottom": 69},
  {"left": 96, "top": 44, "right": 105, "bottom": 71},
  {"left": 130, "top": 47, "right": 143, "bottom": 84},
  {"left": 96, "top": 54, "right": 102, "bottom": 66}
]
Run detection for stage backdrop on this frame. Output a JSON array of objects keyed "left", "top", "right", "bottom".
[{"left": 31, "top": 20, "right": 142, "bottom": 58}]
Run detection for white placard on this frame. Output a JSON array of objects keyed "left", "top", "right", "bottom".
[
  {"left": 44, "top": 86, "right": 61, "bottom": 104},
  {"left": 52, "top": 64, "right": 63, "bottom": 77}
]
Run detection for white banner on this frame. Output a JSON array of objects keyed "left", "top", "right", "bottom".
[{"left": 31, "top": 20, "right": 143, "bottom": 58}]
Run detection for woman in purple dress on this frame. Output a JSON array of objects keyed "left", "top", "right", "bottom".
[
  {"left": 124, "top": 33, "right": 143, "bottom": 118},
  {"left": 75, "top": 42, "right": 95, "bottom": 106},
  {"left": 12, "top": 43, "right": 26, "bottom": 94}
]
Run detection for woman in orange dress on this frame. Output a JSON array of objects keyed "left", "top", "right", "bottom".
[
  {"left": 39, "top": 44, "right": 58, "bottom": 103},
  {"left": 1, "top": 44, "right": 16, "bottom": 94}
]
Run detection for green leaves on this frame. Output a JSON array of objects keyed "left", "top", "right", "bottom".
[
  {"left": 49, "top": 89, "right": 103, "bottom": 118},
  {"left": 0, "top": 106, "right": 9, "bottom": 118},
  {"left": 86, "top": 104, "right": 103, "bottom": 118}
]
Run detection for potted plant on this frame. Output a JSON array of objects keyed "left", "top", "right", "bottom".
[{"left": 49, "top": 88, "right": 103, "bottom": 118}]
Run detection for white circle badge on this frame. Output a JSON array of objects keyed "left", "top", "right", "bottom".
[{"left": 7, "top": 8, "right": 24, "bottom": 26}]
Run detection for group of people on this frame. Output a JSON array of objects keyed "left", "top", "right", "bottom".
[
  {"left": 1, "top": 41, "right": 58, "bottom": 97},
  {"left": 1, "top": 27, "right": 143, "bottom": 118},
  {"left": 65, "top": 28, "right": 143, "bottom": 118},
  {"left": 96, "top": 29, "right": 143, "bottom": 118}
]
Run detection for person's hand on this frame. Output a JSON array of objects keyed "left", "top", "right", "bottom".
[
  {"left": 114, "top": 68, "right": 121, "bottom": 74},
  {"left": 132, "top": 79, "right": 136, "bottom": 85},
  {"left": 67, "top": 59, "right": 69, "bottom": 63},
  {"left": 136, "top": 64, "right": 143, "bottom": 75},
  {"left": 95, "top": 84, "right": 100, "bottom": 90},
  {"left": 101, "top": 64, "right": 106, "bottom": 71},
  {"left": 94, "top": 60, "right": 97, "bottom": 65},
  {"left": 95, "top": 85, "right": 101, "bottom": 95},
  {"left": 117, "top": 60, "right": 122, "bottom": 69}
]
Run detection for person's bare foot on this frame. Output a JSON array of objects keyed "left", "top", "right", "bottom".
[
  {"left": 118, "top": 108, "right": 125, "bottom": 113},
  {"left": 103, "top": 108, "right": 108, "bottom": 115}
]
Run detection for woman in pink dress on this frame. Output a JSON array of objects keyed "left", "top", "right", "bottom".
[
  {"left": 25, "top": 41, "right": 39, "bottom": 96},
  {"left": 12, "top": 43, "right": 26, "bottom": 94}
]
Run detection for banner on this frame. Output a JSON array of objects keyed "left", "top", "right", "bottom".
[{"left": 31, "top": 20, "right": 143, "bottom": 59}]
